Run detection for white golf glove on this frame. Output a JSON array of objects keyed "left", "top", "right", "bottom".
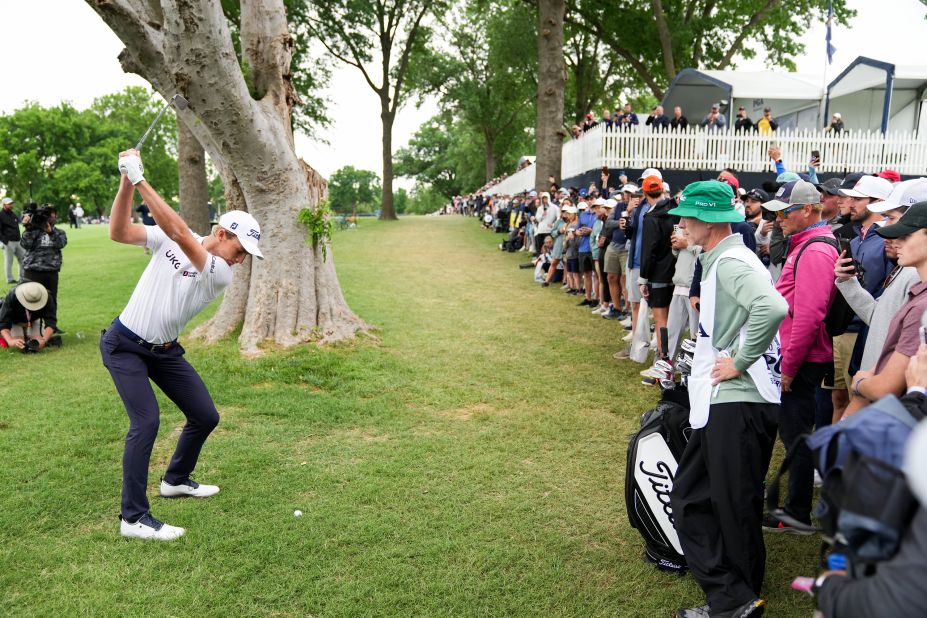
[{"left": 118, "top": 154, "right": 145, "bottom": 185}]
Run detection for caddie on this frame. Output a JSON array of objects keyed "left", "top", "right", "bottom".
[
  {"left": 667, "top": 181, "right": 788, "bottom": 618},
  {"left": 102, "top": 149, "right": 263, "bottom": 541}
]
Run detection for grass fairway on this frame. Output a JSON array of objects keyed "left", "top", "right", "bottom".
[{"left": 0, "top": 218, "right": 818, "bottom": 616}]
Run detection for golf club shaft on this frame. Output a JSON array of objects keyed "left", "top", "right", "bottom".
[{"left": 135, "top": 103, "right": 171, "bottom": 151}]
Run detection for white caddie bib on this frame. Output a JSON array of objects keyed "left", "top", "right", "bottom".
[{"left": 688, "top": 242, "right": 781, "bottom": 429}]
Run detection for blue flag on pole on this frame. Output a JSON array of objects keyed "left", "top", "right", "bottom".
[{"left": 826, "top": 0, "right": 836, "bottom": 64}]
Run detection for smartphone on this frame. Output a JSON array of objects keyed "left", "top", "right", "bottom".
[
  {"left": 811, "top": 149, "right": 821, "bottom": 164},
  {"left": 673, "top": 224, "right": 681, "bottom": 238},
  {"left": 602, "top": 166, "right": 609, "bottom": 175},
  {"left": 838, "top": 237, "right": 853, "bottom": 260}
]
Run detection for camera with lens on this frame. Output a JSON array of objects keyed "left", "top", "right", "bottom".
[
  {"left": 21, "top": 338, "right": 40, "bottom": 354},
  {"left": 23, "top": 202, "right": 55, "bottom": 231}
]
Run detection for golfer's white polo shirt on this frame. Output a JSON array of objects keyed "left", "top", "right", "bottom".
[{"left": 119, "top": 226, "right": 233, "bottom": 344}]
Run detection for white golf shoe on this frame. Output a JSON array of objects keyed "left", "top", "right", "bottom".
[
  {"left": 160, "top": 478, "right": 220, "bottom": 499},
  {"left": 120, "top": 513, "right": 185, "bottom": 541}
]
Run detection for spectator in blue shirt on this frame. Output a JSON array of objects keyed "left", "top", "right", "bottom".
[
  {"left": 576, "top": 201, "right": 600, "bottom": 306},
  {"left": 617, "top": 103, "right": 639, "bottom": 129}
]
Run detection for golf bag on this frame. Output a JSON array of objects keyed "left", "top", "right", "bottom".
[{"left": 625, "top": 386, "right": 691, "bottom": 574}]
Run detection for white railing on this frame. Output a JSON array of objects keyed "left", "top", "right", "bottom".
[
  {"left": 597, "top": 126, "right": 927, "bottom": 175},
  {"left": 485, "top": 162, "right": 536, "bottom": 196},
  {"left": 482, "top": 125, "right": 927, "bottom": 195}
]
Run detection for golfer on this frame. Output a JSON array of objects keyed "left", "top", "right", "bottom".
[
  {"left": 667, "top": 181, "right": 787, "bottom": 618},
  {"left": 102, "top": 149, "right": 263, "bottom": 540}
]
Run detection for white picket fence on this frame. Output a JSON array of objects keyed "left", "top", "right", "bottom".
[{"left": 485, "top": 125, "right": 927, "bottom": 195}]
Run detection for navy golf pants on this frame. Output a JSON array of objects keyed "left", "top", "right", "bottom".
[{"left": 100, "top": 324, "right": 219, "bottom": 522}]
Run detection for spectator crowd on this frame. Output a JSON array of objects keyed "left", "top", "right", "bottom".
[{"left": 467, "top": 149, "right": 927, "bottom": 617}]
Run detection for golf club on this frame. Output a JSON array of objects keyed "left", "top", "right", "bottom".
[{"left": 135, "top": 94, "right": 188, "bottom": 151}]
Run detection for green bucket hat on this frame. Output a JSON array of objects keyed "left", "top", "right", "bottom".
[{"left": 668, "top": 180, "right": 744, "bottom": 223}]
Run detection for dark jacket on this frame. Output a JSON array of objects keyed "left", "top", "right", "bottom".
[
  {"left": 0, "top": 285, "right": 57, "bottom": 330},
  {"left": 646, "top": 114, "right": 670, "bottom": 130},
  {"left": 20, "top": 227, "right": 67, "bottom": 272},
  {"left": 640, "top": 198, "right": 679, "bottom": 284},
  {"left": 670, "top": 116, "right": 689, "bottom": 130},
  {"left": 0, "top": 208, "right": 21, "bottom": 243},
  {"left": 734, "top": 117, "right": 754, "bottom": 132}
]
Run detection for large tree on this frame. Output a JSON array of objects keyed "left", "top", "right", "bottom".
[
  {"left": 87, "top": 0, "right": 365, "bottom": 354},
  {"left": 328, "top": 166, "right": 381, "bottom": 214},
  {"left": 305, "top": 0, "right": 438, "bottom": 220},
  {"left": 535, "top": 0, "right": 567, "bottom": 191},
  {"left": 567, "top": 0, "right": 855, "bottom": 99}
]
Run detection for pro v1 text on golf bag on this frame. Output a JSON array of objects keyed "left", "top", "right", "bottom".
[{"left": 625, "top": 334, "right": 692, "bottom": 574}]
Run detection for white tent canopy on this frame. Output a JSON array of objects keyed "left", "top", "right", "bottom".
[
  {"left": 661, "top": 68, "right": 824, "bottom": 130},
  {"left": 825, "top": 57, "right": 927, "bottom": 133}
]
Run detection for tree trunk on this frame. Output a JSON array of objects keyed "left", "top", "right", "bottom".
[
  {"left": 484, "top": 130, "right": 496, "bottom": 183},
  {"left": 177, "top": 117, "right": 211, "bottom": 235},
  {"left": 88, "top": 0, "right": 367, "bottom": 355},
  {"left": 380, "top": 102, "right": 397, "bottom": 220},
  {"left": 535, "top": 0, "right": 566, "bottom": 192}
]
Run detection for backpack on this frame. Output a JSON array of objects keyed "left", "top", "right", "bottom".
[
  {"left": 625, "top": 391, "right": 691, "bottom": 574},
  {"left": 767, "top": 395, "right": 923, "bottom": 575},
  {"left": 792, "top": 236, "right": 854, "bottom": 337}
]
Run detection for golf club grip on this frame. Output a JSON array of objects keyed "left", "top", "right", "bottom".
[{"left": 660, "top": 327, "right": 668, "bottom": 360}]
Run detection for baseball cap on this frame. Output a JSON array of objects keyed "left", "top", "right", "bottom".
[
  {"left": 711, "top": 102, "right": 720, "bottom": 109},
  {"left": 877, "top": 169, "right": 902, "bottom": 183},
  {"left": 578, "top": 188, "right": 588, "bottom": 197},
  {"left": 776, "top": 171, "right": 800, "bottom": 184},
  {"left": 540, "top": 191, "right": 550, "bottom": 199},
  {"left": 668, "top": 181, "right": 743, "bottom": 223},
  {"left": 870, "top": 178, "right": 927, "bottom": 214},
  {"left": 641, "top": 175, "right": 663, "bottom": 193},
  {"left": 1, "top": 197, "right": 12, "bottom": 205},
  {"left": 832, "top": 112, "right": 842, "bottom": 119},
  {"left": 839, "top": 175, "right": 893, "bottom": 199},
  {"left": 603, "top": 199, "right": 617, "bottom": 209},
  {"left": 592, "top": 197, "right": 606, "bottom": 206},
  {"left": 14, "top": 281, "right": 48, "bottom": 311},
  {"left": 528, "top": 190, "right": 538, "bottom": 197},
  {"left": 663, "top": 182, "right": 671, "bottom": 193},
  {"left": 743, "top": 188, "right": 770, "bottom": 202},
  {"left": 875, "top": 201, "right": 927, "bottom": 239},
  {"left": 763, "top": 179, "right": 822, "bottom": 211},
  {"left": 638, "top": 167, "right": 662, "bottom": 182},
  {"left": 562, "top": 205, "right": 578, "bottom": 214},
  {"left": 718, "top": 171, "right": 740, "bottom": 191},
  {"left": 577, "top": 200, "right": 590, "bottom": 210},
  {"left": 816, "top": 178, "right": 843, "bottom": 196},
  {"left": 621, "top": 183, "right": 640, "bottom": 193},
  {"left": 218, "top": 211, "right": 264, "bottom": 259}
]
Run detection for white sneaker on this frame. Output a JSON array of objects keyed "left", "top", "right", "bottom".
[
  {"left": 623, "top": 332, "right": 633, "bottom": 342},
  {"left": 591, "top": 305, "right": 606, "bottom": 315},
  {"left": 160, "top": 478, "right": 220, "bottom": 498},
  {"left": 620, "top": 317, "right": 632, "bottom": 328},
  {"left": 120, "top": 513, "right": 185, "bottom": 541}
]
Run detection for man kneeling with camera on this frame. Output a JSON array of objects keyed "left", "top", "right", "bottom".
[{"left": 0, "top": 281, "right": 61, "bottom": 352}]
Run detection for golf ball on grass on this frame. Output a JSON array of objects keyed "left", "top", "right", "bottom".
[{"left": 293, "top": 510, "right": 302, "bottom": 517}]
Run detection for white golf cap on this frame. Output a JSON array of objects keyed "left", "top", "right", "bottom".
[
  {"left": 869, "top": 178, "right": 927, "bottom": 213},
  {"left": 839, "top": 175, "right": 893, "bottom": 199},
  {"left": 593, "top": 197, "right": 606, "bottom": 206},
  {"left": 219, "top": 210, "right": 264, "bottom": 259},
  {"left": 638, "top": 168, "right": 662, "bottom": 181},
  {"left": 1, "top": 197, "right": 12, "bottom": 205},
  {"left": 603, "top": 199, "right": 617, "bottom": 209},
  {"left": 577, "top": 200, "right": 589, "bottom": 210},
  {"left": 621, "top": 183, "right": 639, "bottom": 193},
  {"left": 763, "top": 179, "right": 822, "bottom": 211},
  {"left": 15, "top": 281, "right": 48, "bottom": 311},
  {"left": 662, "top": 181, "right": 671, "bottom": 193},
  {"left": 540, "top": 191, "right": 550, "bottom": 199},
  {"left": 562, "top": 205, "right": 578, "bottom": 214}
]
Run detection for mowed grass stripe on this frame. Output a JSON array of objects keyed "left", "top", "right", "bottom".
[{"left": 0, "top": 218, "right": 817, "bottom": 616}]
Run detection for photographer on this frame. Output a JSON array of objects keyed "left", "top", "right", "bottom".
[
  {"left": 20, "top": 204, "right": 67, "bottom": 305},
  {"left": 0, "top": 281, "right": 58, "bottom": 352}
]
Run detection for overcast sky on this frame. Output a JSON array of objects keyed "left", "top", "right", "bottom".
[{"left": 1, "top": 0, "right": 926, "bottom": 187}]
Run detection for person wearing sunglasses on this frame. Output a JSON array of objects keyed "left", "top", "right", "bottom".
[{"left": 761, "top": 179, "right": 840, "bottom": 533}]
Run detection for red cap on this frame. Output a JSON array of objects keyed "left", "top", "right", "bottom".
[
  {"left": 642, "top": 175, "right": 663, "bottom": 193},
  {"left": 878, "top": 169, "right": 901, "bottom": 183},
  {"left": 718, "top": 171, "right": 740, "bottom": 191},
  {"left": 586, "top": 113, "right": 593, "bottom": 119}
]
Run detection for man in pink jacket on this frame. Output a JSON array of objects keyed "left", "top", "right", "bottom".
[{"left": 763, "top": 179, "right": 839, "bottom": 532}]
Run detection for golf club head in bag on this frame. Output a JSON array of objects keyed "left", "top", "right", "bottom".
[
  {"left": 135, "top": 94, "right": 189, "bottom": 151},
  {"left": 680, "top": 338, "right": 696, "bottom": 355}
]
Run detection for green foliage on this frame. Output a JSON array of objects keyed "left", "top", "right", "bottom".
[
  {"left": 298, "top": 199, "right": 334, "bottom": 261},
  {"left": 393, "top": 187, "right": 409, "bottom": 214},
  {"left": 328, "top": 166, "right": 381, "bottom": 214},
  {"left": 404, "top": 184, "right": 448, "bottom": 214},
  {"left": 0, "top": 87, "right": 178, "bottom": 217}
]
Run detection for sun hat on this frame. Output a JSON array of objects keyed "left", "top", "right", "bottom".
[
  {"left": 15, "top": 281, "right": 48, "bottom": 311},
  {"left": 1, "top": 197, "right": 13, "bottom": 205},
  {"left": 218, "top": 211, "right": 264, "bottom": 259},
  {"left": 875, "top": 201, "right": 927, "bottom": 239},
  {"left": 816, "top": 178, "right": 843, "bottom": 196},
  {"left": 776, "top": 171, "right": 800, "bottom": 184},
  {"left": 839, "top": 175, "right": 893, "bottom": 200},
  {"left": 870, "top": 178, "right": 927, "bottom": 214},
  {"left": 763, "top": 180, "right": 822, "bottom": 211},
  {"left": 668, "top": 181, "right": 744, "bottom": 223}
]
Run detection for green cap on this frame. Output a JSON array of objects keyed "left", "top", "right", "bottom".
[
  {"left": 875, "top": 201, "right": 927, "bottom": 239},
  {"left": 668, "top": 180, "right": 744, "bottom": 223}
]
